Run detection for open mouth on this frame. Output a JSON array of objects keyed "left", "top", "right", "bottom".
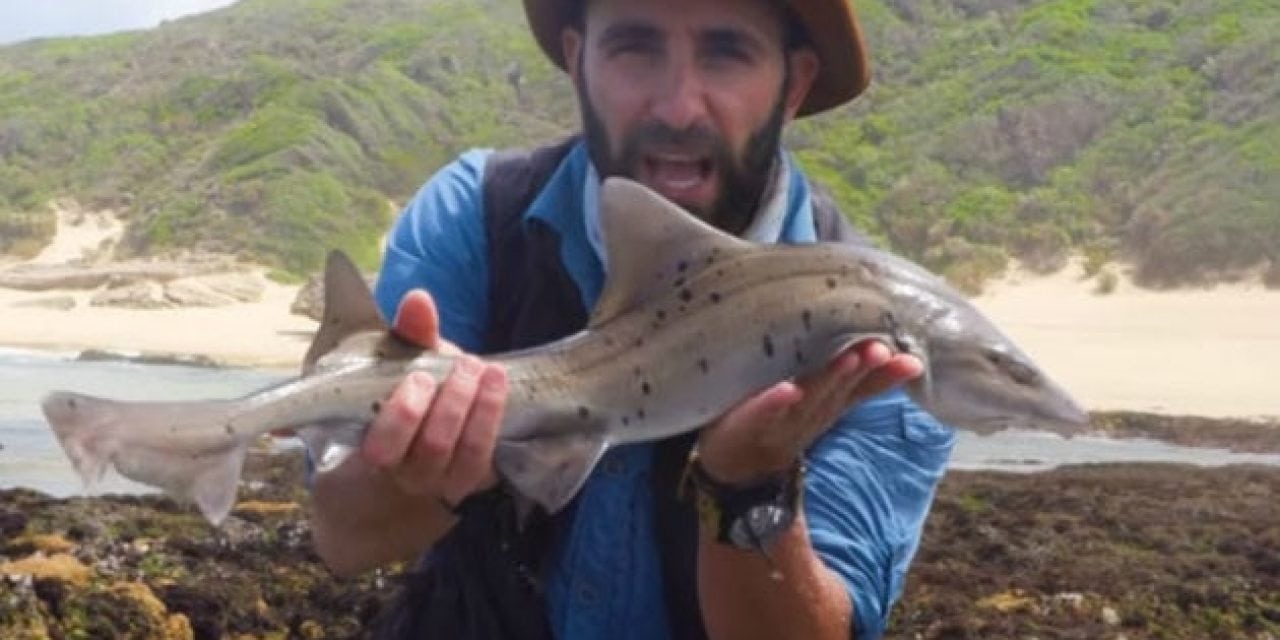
[{"left": 640, "top": 153, "right": 715, "bottom": 204}]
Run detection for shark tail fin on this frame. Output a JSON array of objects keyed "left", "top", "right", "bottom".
[
  {"left": 41, "top": 391, "right": 249, "bottom": 525},
  {"left": 494, "top": 431, "right": 609, "bottom": 514}
]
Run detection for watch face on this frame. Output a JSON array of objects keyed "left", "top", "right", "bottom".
[{"left": 728, "top": 503, "right": 795, "bottom": 549}]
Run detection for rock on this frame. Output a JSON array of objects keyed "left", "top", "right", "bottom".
[
  {"left": 232, "top": 500, "right": 301, "bottom": 518},
  {"left": 977, "top": 589, "right": 1038, "bottom": 613},
  {"left": 0, "top": 508, "right": 29, "bottom": 539},
  {"left": 165, "top": 273, "right": 265, "bottom": 307},
  {"left": 1101, "top": 606, "right": 1121, "bottom": 626},
  {"left": 0, "top": 552, "right": 92, "bottom": 586},
  {"left": 111, "top": 581, "right": 195, "bottom": 640},
  {"left": 1050, "top": 592, "right": 1086, "bottom": 612},
  {"left": 290, "top": 273, "right": 324, "bottom": 320},
  {"left": 10, "top": 295, "right": 76, "bottom": 310},
  {"left": 8, "top": 532, "right": 77, "bottom": 555},
  {"left": 90, "top": 280, "right": 169, "bottom": 308},
  {"left": 291, "top": 271, "right": 376, "bottom": 321}
]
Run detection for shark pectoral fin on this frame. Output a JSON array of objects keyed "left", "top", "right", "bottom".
[
  {"left": 188, "top": 445, "right": 249, "bottom": 526},
  {"left": 296, "top": 421, "right": 365, "bottom": 473},
  {"left": 590, "top": 178, "right": 751, "bottom": 328},
  {"left": 494, "top": 432, "right": 609, "bottom": 514}
]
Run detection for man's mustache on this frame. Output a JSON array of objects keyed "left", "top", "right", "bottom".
[{"left": 620, "top": 122, "right": 729, "bottom": 158}]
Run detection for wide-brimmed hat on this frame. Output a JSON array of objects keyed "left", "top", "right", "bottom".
[{"left": 522, "top": 0, "right": 871, "bottom": 117}]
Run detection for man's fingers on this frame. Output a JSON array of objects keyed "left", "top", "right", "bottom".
[
  {"left": 362, "top": 371, "right": 436, "bottom": 468},
  {"left": 439, "top": 364, "right": 507, "bottom": 504},
  {"left": 404, "top": 356, "right": 485, "bottom": 484},
  {"left": 845, "top": 353, "right": 924, "bottom": 405}
]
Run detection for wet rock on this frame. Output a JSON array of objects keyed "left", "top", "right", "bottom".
[
  {"left": 0, "top": 552, "right": 92, "bottom": 586},
  {"left": 1101, "top": 606, "right": 1121, "bottom": 626}
]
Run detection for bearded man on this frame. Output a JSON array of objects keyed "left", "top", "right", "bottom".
[{"left": 308, "top": 0, "right": 956, "bottom": 638}]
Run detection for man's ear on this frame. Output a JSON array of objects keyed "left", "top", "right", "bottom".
[
  {"left": 562, "top": 27, "right": 585, "bottom": 85},
  {"left": 783, "top": 48, "right": 820, "bottom": 120}
]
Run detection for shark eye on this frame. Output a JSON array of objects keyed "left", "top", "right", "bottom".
[{"left": 985, "top": 350, "right": 1041, "bottom": 386}]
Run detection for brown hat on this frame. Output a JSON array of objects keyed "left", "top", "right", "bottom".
[{"left": 522, "top": 0, "right": 871, "bottom": 117}]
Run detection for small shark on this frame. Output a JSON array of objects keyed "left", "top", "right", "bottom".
[{"left": 42, "top": 179, "right": 1089, "bottom": 525}]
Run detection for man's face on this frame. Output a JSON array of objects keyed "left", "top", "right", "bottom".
[{"left": 563, "top": 0, "right": 818, "bottom": 234}]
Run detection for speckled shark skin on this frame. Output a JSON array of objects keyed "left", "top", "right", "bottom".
[{"left": 41, "top": 179, "right": 1088, "bottom": 525}]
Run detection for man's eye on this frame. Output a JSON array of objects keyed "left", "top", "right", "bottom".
[
  {"left": 704, "top": 42, "right": 752, "bottom": 64},
  {"left": 607, "top": 40, "right": 659, "bottom": 57}
]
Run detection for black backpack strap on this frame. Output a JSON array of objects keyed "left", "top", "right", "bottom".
[
  {"left": 482, "top": 136, "right": 588, "bottom": 353},
  {"left": 373, "top": 138, "right": 580, "bottom": 640}
]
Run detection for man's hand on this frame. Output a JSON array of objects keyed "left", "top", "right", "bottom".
[
  {"left": 696, "top": 341, "right": 923, "bottom": 484},
  {"left": 360, "top": 289, "right": 507, "bottom": 507}
]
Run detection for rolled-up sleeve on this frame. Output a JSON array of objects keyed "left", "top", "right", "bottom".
[
  {"left": 804, "top": 390, "right": 956, "bottom": 639},
  {"left": 374, "top": 148, "right": 493, "bottom": 352}
]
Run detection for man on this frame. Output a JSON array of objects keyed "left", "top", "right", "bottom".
[{"left": 308, "top": 0, "right": 955, "bottom": 638}]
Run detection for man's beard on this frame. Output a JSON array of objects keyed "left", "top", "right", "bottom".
[{"left": 577, "top": 76, "right": 789, "bottom": 236}]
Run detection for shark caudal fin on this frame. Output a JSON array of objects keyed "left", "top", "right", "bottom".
[
  {"left": 494, "top": 431, "right": 609, "bottom": 513},
  {"left": 41, "top": 391, "right": 249, "bottom": 524}
]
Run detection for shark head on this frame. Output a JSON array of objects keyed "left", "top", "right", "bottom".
[{"left": 861, "top": 250, "right": 1091, "bottom": 435}]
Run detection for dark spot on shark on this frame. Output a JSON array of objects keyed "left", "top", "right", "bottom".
[
  {"left": 679, "top": 288, "right": 693, "bottom": 303},
  {"left": 578, "top": 406, "right": 590, "bottom": 420},
  {"left": 802, "top": 309, "right": 813, "bottom": 332},
  {"left": 641, "top": 382, "right": 652, "bottom": 396},
  {"left": 67, "top": 397, "right": 77, "bottom": 410},
  {"left": 634, "top": 337, "right": 645, "bottom": 348},
  {"left": 826, "top": 277, "right": 838, "bottom": 289},
  {"left": 371, "top": 400, "right": 382, "bottom": 415},
  {"left": 697, "top": 358, "right": 709, "bottom": 374},
  {"left": 656, "top": 309, "right": 667, "bottom": 321},
  {"left": 603, "top": 336, "right": 616, "bottom": 348},
  {"left": 674, "top": 276, "right": 686, "bottom": 289},
  {"left": 715, "top": 268, "right": 725, "bottom": 278},
  {"left": 709, "top": 292, "right": 721, "bottom": 304},
  {"left": 621, "top": 416, "right": 630, "bottom": 427},
  {"left": 762, "top": 334, "right": 775, "bottom": 358},
  {"left": 224, "top": 423, "right": 235, "bottom": 436},
  {"left": 677, "top": 260, "right": 689, "bottom": 273},
  {"left": 636, "top": 408, "right": 647, "bottom": 420}
]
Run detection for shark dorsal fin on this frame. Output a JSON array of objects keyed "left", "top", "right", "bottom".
[
  {"left": 589, "top": 178, "right": 751, "bottom": 329},
  {"left": 302, "top": 250, "right": 388, "bottom": 374}
]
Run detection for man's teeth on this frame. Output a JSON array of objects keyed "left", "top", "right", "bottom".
[{"left": 650, "top": 158, "right": 706, "bottom": 189}]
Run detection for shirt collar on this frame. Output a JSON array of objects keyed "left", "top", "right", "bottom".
[{"left": 583, "top": 153, "right": 793, "bottom": 270}]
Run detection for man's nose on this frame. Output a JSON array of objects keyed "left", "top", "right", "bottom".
[{"left": 648, "top": 65, "right": 710, "bottom": 131}]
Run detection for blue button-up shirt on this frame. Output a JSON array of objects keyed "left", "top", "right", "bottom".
[{"left": 374, "top": 141, "right": 956, "bottom": 640}]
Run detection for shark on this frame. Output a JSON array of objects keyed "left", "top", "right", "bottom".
[{"left": 41, "top": 178, "right": 1089, "bottom": 525}]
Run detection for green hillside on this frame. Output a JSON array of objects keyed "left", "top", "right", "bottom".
[{"left": 0, "top": 0, "right": 1276, "bottom": 286}]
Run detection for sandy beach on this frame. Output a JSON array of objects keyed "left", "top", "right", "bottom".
[
  {"left": 1, "top": 207, "right": 1277, "bottom": 417},
  {"left": 0, "top": 206, "right": 316, "bottom": 369}
]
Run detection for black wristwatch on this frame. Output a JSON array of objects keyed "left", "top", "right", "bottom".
[{"left": 678, "top": 448, "right": 805, "bottom": 550}]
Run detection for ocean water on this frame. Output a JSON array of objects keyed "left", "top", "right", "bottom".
[
  {"left": 1, "top": 347, "right": 1277, "bottom": 497},
  {"left": 0, "top": 347, "right": 287, "bottom": 496}
]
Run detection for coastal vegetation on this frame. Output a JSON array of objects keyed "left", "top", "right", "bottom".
[{"left": 0, "top": 0, "right": 1276, "bottom": 286}]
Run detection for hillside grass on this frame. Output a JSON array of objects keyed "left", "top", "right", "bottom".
[{"left": 0, "top": 0, "right": 1275, "bottom": 284}]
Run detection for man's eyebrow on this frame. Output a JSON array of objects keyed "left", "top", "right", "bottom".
[
  {"left": 701, "top": 26, "right": 769, "bottom": 55},
  {"left": 598, "top": 20, "right": 664, "bottom": 46}
]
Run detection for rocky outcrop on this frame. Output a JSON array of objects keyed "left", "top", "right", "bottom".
[
  {"left": 86, "top": 272, "right": 266, "bottom": 309},
  {"left": 0, "top": 257, "right": 239, "bottom": 292}
]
